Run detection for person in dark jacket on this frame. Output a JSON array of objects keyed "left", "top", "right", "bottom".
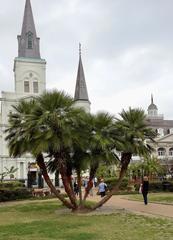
[
  {"left": 73, "top": 181, "right": 79, "bottom": 196},
  {"left": 142, "top": 176, "right": 149, "bottom": 205}
]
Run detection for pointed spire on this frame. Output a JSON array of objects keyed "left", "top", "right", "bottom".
[
  {"left": 17, "top": 0, "right": 40, "bottom": 58},
  {"left": 151, "top": 94, "right": 153, "bottom": 104},
  {"left": 74, "top": 44, "right": 89, "bottom": 101}
]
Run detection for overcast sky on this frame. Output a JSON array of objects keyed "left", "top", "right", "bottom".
[{"left": 1, "top": 0, "right": 173, "bottom": 118}]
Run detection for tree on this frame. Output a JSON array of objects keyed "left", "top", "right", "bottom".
[
  {"left": 6, "top": 93, "right": 156, "bottom": 212},
  {"left": 6, "top": 91, "right": 79, "bottom": 209},
  {"left": 129, "top": 156, "right": 164, "bottom": 180},
  {"left": 6, "top": 90, "right": 117, "bottom": 211},
  {"left": 81, "top": 112, "right": 117, "bottom": 201},
  {"left": 0, "top": 166, "right": 18, "bottom": 182},
  {"left": 46, "top": 111, "right": 117, "bottom": 208},
  {"left": 92, "top": 108, "right": 157, "bottom": 209},
  {"left": 142, "top": 156, "right": 165, "bottom": 179}
]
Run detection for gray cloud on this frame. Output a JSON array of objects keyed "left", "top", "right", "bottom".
[{"left": 1, "top": 0, "right": 173, "bottom": 119}]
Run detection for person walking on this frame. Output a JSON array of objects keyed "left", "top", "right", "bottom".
[
  {"left": 98, "top": 179, "right": 107, "bottom": 197},
  {"left": 73, "top": 181, "right": 79, "bottom": 196},
  {"left": 142, "top": 176, "right": 149, "bottom": 205},
  {"left": 94, "top": 177, "right": 98, "bottom": 187}
]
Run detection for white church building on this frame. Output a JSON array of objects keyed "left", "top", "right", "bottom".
[{"left": 0, "top": 0, "right": 90, "bottom": 186}]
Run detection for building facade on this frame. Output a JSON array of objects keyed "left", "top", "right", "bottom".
[
  {"left": 146, "top": 95, "right": 173, "bottom": 174},
  {"left": 0, "top": 0, "right": 90, "bottom": 186}
]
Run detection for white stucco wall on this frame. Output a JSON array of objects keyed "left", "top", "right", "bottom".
[
  {"left": 14, "top": 57, "right": 46, "bottom": 95},
  {"left": 73, "top": 100, "right": 91, "bottom": 113},
  {"left": 0, "top": 57, "right": 46, "bottom": 181}
]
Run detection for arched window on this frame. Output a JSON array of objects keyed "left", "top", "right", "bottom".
[
  {"left": 27, "top": 32, "right": 33, "bottom": 49},
  {"left": 158, "top": 147, "right": 166, "bottom": 156},
  {"left": 33, "top": 81, "right": 38, "bottom": 93},
  {"left": 24, "top": 81, "right": 29, "bottom": 93},
  {"left": 158, "top": 128, "right": 164, "bottom": 137},
  {"left": 167, "top": 129, "right": 170, "bottom": 134},
  {"left": 169, "top": 148, "right": 173, "bottom": 156}
]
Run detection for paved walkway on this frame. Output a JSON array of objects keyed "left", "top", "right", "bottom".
[{"left": 87, "top": 194, "right": 173, "bottom": 218}]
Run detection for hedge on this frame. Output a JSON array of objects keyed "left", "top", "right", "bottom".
[
  {"left": 0, "top": 181, "right": 25, "bottom": 189},
  {"left": 105, "top": 177, "right": 129, "bottom": 190},
  {"left": 0, "top": 188, "right": 32, "bottom": 202},
  {"left": 105, "top": 178, "right": 173, "bottom": 193},
  {"left": 134, "top": 181, "right": 173, "bottom": 192}
]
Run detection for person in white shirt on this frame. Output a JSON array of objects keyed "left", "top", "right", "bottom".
[{"left": 98, "top": 179, "right": 107, "bottom": 197}]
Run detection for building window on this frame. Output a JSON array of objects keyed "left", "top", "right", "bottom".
[
  {"left": 24, "top": 81, "right": 30, "bottom": 93},
  {"left": 170, "top": 128, "right": 173, "bottom": 134},
  {"left": 20, "top": 162, "right": 24, "bottom": 179},
  {"left": 158, "top": 128, "right": 164, "bottom": 137},
  {"left": 169, "top": 148, "right": 173, "bottom": 156},
  {"left": 158, "top": 147, "right": 166, "bottom": 156},
  {"left": 27, "top": 32, "right": 33, "bottom": 49},
  {"left": 33, "top": 81, "right": 38, "bottom": 93}
]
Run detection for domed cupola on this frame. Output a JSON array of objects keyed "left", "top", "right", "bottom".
[{"left": 147, "top": 94, "right": 158, "bottom": 116}]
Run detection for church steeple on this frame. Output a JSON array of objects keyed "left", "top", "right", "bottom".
[
  {"left": 17, "top": 0, "right": 40, "bottom": 58},
  {"left": 74, "top": 44, "right": 89, "bottom": 101},
  {"left": 74, "top": 44, "right": 90, "bottom": 112},
  {"left": 14, "top": 0, "right": 46, "bottom": 95}
]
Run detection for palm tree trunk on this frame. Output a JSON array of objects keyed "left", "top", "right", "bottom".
[
  {"left": 91, "top": 152, "right": 131, "bottom": 210},
  {"left": 77, "top": 170, "right": 83, "bottom": 206},
  {"left": 59, "top": 163, "right": 78, "bottom": 209},
  {"left": 83, "top": 163, "right": 98, "bottom": 201},
  {"left": 36, "top": 154, "right": 74, "bottom": 209},
  {"left": 83, "top": 178, "right": 93, "bottom": 202}
]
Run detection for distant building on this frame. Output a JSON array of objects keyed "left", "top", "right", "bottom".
[
  {"left": 146, "top": 95, "right": 173, "bottom": 174},
  {"left": 132, "top": 95, "right": 173, "bottom": 175}
]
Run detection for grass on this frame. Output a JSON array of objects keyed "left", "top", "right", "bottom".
[
  {"left": 126, "top": 192, "right": 173, "bottom": 204},
  {"left": 0, "top": 199, "right": 173, "bottom": 240}
]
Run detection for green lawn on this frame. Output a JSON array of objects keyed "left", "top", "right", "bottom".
[
  {"left": 126, "top": 193, "right": 173, "bottom": 204},
  {"left": 0, "top": 200, "right": 173, "bottom": 240}
]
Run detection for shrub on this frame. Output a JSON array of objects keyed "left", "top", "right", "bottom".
[
  {"left": 0, "top": 188, "right": 32, "bottom": 202},
  {"left": 162, "top": 181, "right": 173, "bottom": 192},
  {"left": 134, "top": 181, "right": 173, "bottom": 192},
  {"left": 105, "top": 177, "right": 128, "bottom": 190},
  {"left": 0, "top": 181, "right": 24, "bottom": 190}
]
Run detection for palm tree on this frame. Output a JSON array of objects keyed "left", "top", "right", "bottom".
[
  {"left": 5, "top": 91, "right": 81, "bottom": 209},
  {"left": 6, "top": 94, "right": 117, "bottom": 211},
  {"left": 81, "top": 112, "right": 117, "bottom": 202},
  {"left": 92, "top": 108, "right": 157, "bottom": 210},
  {"left": 46, "top": 111, "right": 117, "bottom": 209}
]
